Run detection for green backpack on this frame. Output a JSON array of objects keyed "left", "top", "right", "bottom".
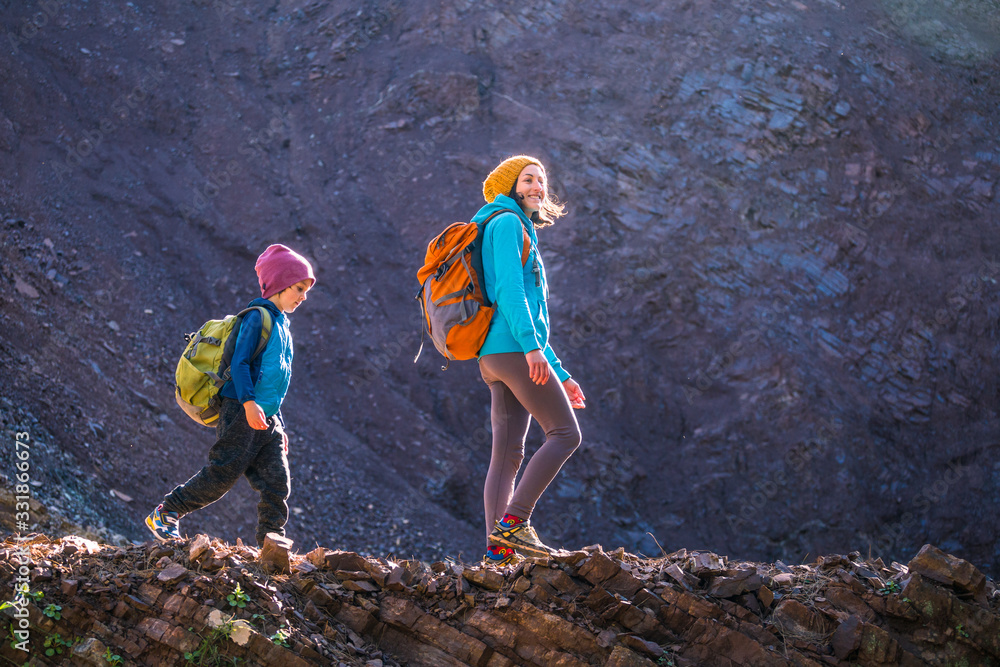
[{"left": 174, "top": 306, "right": 273, "bottom": 427}]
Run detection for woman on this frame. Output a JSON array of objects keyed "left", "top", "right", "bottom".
[{"left": 475, "top": 155, "right": 587, "bottom": 565}]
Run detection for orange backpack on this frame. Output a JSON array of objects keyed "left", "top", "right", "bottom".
[{"left": 415, "top": 209, "right": 530, "bottom": 365}]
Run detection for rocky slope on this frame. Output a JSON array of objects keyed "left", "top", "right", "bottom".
[
  {"left": 2, "top": 534, "right": 1000, "bottom": 666},
  {"left": 1, "top": 0, "right": 999, "bottom": 574}
]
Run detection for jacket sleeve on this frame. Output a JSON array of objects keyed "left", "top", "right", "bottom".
[
  {"left": 230, "top": 309, "right": 263, "bottom": 404},
  {"left": 489, "top": 214, "right": 544, "bottom": 354},
  {"left": 543, "top": 343, "right": 571, "bottom": 382}
]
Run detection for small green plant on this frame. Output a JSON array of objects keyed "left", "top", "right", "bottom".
[
  {"left": 227, "top": 584, "right": 249, "bottom": 609},
  {"left": 657, "top": 656, "right": 675, "bottom": 666},
  {"left": 43, "top": 603, "right": 62, "bottom": 620},
  {"left": 2, "top": 590, "right": 44, "bottom": 611},
  {"left": 269, "top": 626, "right": 290, "bottom": 648},
  {"left": 184, "top": 618, "right": 237, "bottom": 665},
  {"left": 43, "top": 633, "right": 74, "bottom": 657},
  {"left": 104, "top": 646, "right": 123, "bottom": 666},
  {"left": 877, "top": 581, "right": 902, "bottom": 596},
  {"left": 956, "top": 624, "right": 970, "bottom": 638}
]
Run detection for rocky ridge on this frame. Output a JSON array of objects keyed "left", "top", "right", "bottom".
[{"left": 2, "top": 534, "right": 999, "bottom": 666}]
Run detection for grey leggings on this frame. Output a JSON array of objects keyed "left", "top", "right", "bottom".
[{"left": 479, "top": 352, "right": 582, "bottom": 538}]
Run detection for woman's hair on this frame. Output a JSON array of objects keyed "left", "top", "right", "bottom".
[{"left": 507, "top": 177, "right": 566, "bottom": 228}]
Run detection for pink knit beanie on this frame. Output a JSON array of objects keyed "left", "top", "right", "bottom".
[{"left": 255, "top": 244, "right": 316, "bottom": 299}]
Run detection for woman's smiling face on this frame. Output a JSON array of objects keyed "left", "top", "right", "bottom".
[{"left": 514, "top": 164, "right": 546, "bottom": 215}]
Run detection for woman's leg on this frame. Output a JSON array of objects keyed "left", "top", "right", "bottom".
[
  {"left": 480, "top": 356, "right": 531, "bottom": 539},
  {"left": 483, "top": 353, "right": 582, "bottom": 522}
]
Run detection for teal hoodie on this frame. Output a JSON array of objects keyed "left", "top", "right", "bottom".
[{"left": 476, "top": 194, "right": 570, "bottom": 382}]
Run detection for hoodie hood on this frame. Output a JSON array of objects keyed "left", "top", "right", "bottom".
[{"left": 472, "top": 194, "right": 539, "bottom": 245}]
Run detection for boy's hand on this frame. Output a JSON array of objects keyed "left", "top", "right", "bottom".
[{"left": 243, "top": 401, "right": 268, "bottom": 430}]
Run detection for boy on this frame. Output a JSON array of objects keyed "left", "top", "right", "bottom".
[{"left": 146, "top": 244, "right": 315, "bottom": 545}]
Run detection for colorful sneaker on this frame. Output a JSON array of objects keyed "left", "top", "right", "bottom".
[
  {"left": 482, "top": 544, "right": 518, "bottom": 567},
  {"left": 145, "top": 504, "right": 180, "bottom": 541},
  {"left": 489, "top": 519, "right": 554, "bottom": 557}
]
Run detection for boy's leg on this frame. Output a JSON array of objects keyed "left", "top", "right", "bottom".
[
  {"left": 162, "top": 399, "right": 264, "bottom": 516},
  {"left": 244, "top": 424, "right": 290, "bottom": 546}
]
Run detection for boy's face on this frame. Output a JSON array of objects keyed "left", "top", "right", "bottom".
[{"left": 271, "top": 279, "right": 313, "bottom": 313}]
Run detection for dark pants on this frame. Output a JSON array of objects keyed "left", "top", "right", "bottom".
[
  {"left": 479, "top": 352, "right": 582, "bottom": 539},
  {"left": 162, "top": 398, "right": 290, "bottom": 545}
]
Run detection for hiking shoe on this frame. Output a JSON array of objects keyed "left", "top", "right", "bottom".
[
  {"left": 482, "top": 545, "right": 518, "bottom": 567},
  {"left": 489, "top": 520, "right": 554, "bottom": 557},
  {"left": 145, "top": 504, "right": 180, "bottom": 541}
]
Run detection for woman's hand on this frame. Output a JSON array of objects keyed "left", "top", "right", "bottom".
[
  {"left": 563, "top": 378, "right": 586, "bottom": 409},
  {"left": 525, "top": 349, "right": 550, "bottom": 385},
  {"left": 243, "top": 400, "right": 268, "bottom": 430}
]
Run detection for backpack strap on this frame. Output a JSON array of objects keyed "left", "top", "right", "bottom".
[
  {"left": 220, "top": 306, "right": 275, "bottom": 384},
  {"left": 240, "top": 306, "right": 274, "bottom": 360},
  {"left": 474, "top": 209, "right": 531, "bottom": 309}
]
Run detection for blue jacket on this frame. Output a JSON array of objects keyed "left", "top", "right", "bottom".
[
  {"left": 476, "top": 195, "right": 570, "bottom": 382},
  {"left": 220, "top": 298, "right": 294, "bottom": 425}
]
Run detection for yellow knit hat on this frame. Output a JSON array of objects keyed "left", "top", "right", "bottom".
[{"left": 482, "top": 155, "right": 545, "bottom": 203}]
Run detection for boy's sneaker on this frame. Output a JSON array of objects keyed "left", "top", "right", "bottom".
[
  {"left": 489, "top": 519, "right": 554, "bottom": 557},
  {"left": 145, "top": 504, "right": 180, "bottom": 541},
  {"left": 482, "top": 545, "right": 518, "bottom": 567}
]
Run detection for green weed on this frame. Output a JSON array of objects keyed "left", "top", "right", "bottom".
[
  {"left": 227, "top": 584, "right": 249, "bottom": 609},
  {"left": 42, "top": 633, "right": 74, "bottom": 657},
  {"left": 184, "top": 618, "right": 237, "bottom": 665},
  {"left": 104, "top": 646, "right": 123, "bottom": 666},
  {"left": 877, "top": 581, "right": 902, "bottom": 596},
  {"left": 269, "top": 626, "right": 290, "bottom": 648}
]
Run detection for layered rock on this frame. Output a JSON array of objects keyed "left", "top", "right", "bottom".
[{"left": 2, "top": 536, "right": 998, "bottom": 666}]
